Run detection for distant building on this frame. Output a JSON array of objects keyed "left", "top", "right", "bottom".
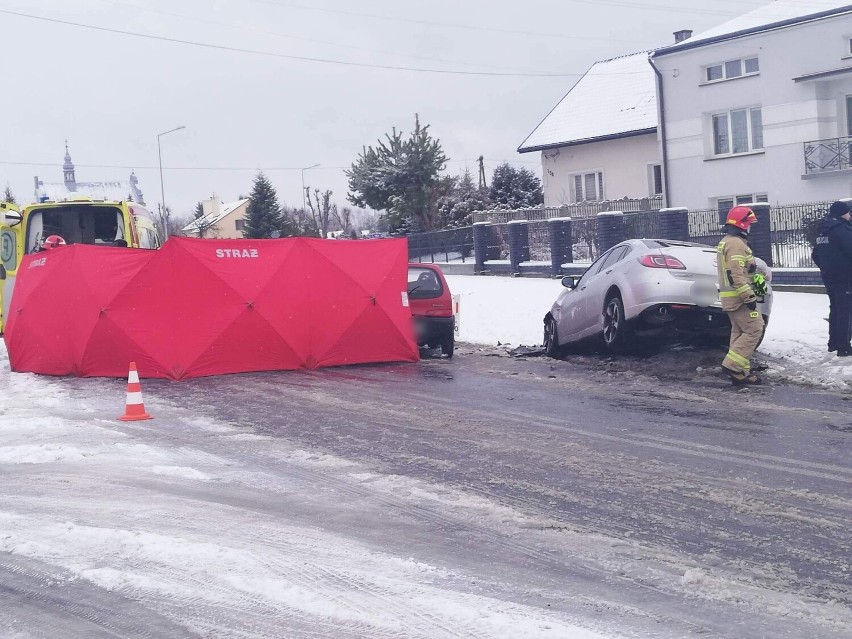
[
  {"left": 33, "top": 143, "right": 145, "bottom": 205},
  {"left": 182, "top": 194, "right": 250, "bottom": 239}
]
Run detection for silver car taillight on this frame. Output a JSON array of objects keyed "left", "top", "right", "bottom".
[{"left": 639, "top": 254, "right": 686, "bottom": 270}]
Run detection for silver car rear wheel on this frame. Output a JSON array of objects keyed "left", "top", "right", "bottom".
[{"left": 602, "top": 295, "right": 629, "bottom": 351}]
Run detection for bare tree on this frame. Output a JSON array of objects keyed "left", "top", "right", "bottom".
[
  {"left": 332, "top": 206, "right": 353, "bottom": 236},
  {"left": 3, "top": 185, "right": 16, "bottom": 204},
  {"left": 191, "top": 201, "right": 217, "bottom": 238},
  {"left": 305, "top": 187, "right": 334, "bottom": 239}
]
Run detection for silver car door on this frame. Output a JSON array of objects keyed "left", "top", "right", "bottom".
[
  {"left": 576, "top": 246, "right": 630, "bottom": 337},
  {"left": 557, "top": 250, "right": 609, "bottom": 341},
  {"left": 570, "top": 248, "right": 618, "bottom": 336}
]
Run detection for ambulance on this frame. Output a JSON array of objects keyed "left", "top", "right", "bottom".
[{"left": 0, "top": 197, "right": 161, "bottom": 333}]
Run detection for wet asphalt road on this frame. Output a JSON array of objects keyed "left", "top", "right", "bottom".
[{"left": 142, "top": 342, "right": 852, "bottom": 638}]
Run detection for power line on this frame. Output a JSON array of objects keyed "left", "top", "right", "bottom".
[
  {"left": 248, "top": 0, "right": 658, "bottom": 44},
  {"left": 0, "top": 8, "right": 583, "bottom": 77},
  {"left": 96, "top": 0, "right": 563, "bottom": 75}
]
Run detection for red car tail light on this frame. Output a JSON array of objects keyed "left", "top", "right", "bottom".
[{"left": 639, "top": 254, "right": 686, "bottom": 270}]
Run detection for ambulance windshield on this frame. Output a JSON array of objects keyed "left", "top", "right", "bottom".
[{"left": 26, "top": 205, "right": 125, "bottom": 253}]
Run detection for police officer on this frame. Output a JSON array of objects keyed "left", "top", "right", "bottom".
[
  {"left": 812, "top": 200, "right": 852, "bottom": 357},
  {"left": 718, "top": 206, "right": 764, "bottom": 385}
]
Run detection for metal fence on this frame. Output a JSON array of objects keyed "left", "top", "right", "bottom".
[
  {"left": 571, "top": 216, "right": 598, "bottom": 262},
  {"left": 473, "top": 196, "right": 664, "bottom": 224},
  {"left": 407, "top": 226, "right": 473, "bottom": 263},
  {"left": 624, "top": 209, "right": 662, "bottom": 240},
  {"left": 408, "top": 201, "right": 829, "bottom": 268},
  {"left": 769, "top": 202, "right": 826, "bottom": 268},
  {"left": 687, "top": 209, "right": 724, "bottom": 246},
  {"left": 527, "top": 221, "right": 552, "bottom": 263}
]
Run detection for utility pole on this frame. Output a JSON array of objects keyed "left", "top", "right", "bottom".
[{"left": 477, "top": 155, "right": 487, "bottom": 189}]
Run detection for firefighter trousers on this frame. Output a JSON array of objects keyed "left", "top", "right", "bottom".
[{"left": 722, "top": 304, "right": 765, "bottom": 375}]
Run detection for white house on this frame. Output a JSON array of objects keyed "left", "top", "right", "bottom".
[
  {"left": 651, "top": 0, "right": 852, "bottom": 211},
  {"left": 182, "top": 195, "right": 249, "bottom": 239},
  {"left": 517, "top": 51, "right": 662, "bottom": 208}
]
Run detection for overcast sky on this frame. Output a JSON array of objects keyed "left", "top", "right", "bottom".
[{"left": 1, "top": 0, "right": 770, "bottom": 219}]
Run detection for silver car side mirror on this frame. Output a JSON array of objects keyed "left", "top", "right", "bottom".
[{"left": 561, "top": 275, "right": 576, "bottom": 289}]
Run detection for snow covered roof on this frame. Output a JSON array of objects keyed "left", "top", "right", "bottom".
[
  {"left": 37, "top": 181, "right": 137, "bottom": 203},
  {"left": 182, "top": 198, "right": 248, "bottom": 233},
  {"left": 517, "top": 51, "right": 657, "bottom": 153},
  {"left": 655, "top": 0, "right": 852, "bottom": 56}
]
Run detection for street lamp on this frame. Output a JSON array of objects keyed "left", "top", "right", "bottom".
[
  {"left": 301, "top": 163, "right": 320, "bottom": 210},
  {"left": 157, "top": 125, "right": 186, "bottom": 240}
]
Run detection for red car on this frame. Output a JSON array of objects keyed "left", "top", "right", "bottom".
[{"left": 407, "top": 264, "right": 455, "bottom": 358}]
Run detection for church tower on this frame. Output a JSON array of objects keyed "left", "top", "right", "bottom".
[{"left": 63, "top": 141, "right": 77, "bottom": 191}]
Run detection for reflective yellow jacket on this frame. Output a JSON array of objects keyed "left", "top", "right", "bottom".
[{"left": 717, "top": 234, "right": 757, "bottom": 311}]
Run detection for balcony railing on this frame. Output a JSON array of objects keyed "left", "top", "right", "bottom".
[{"left": 804, "top": 136, "right": 852, "bottom": 174}]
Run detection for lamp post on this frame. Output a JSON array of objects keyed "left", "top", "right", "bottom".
[
  {"left": 157, "top": 125, "right": 186, "bottom": 240},
  {"left": 301, "top": 163, "right": 320, "bottom": 210}
]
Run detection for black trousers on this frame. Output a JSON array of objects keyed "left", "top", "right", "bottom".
[{"left": 825, "top": 280, "right": 852, "bottom": 350}]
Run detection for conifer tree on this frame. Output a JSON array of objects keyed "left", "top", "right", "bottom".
[
  {"left": 346, "top": 115, "right": 447, "bottom": 233},
  {"left": 489, "top": 163, "right": 543, "bottom": 210},
  {"left": 3, "top": 185, "right": 16, "bottom": 204},
  {"left": 243, "top": 172, "right": 284, "bottom": 239}
]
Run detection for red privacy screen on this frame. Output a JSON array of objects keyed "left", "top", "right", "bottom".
[{"left": 5, "top": 236, "right": 418, "bottom": 379}]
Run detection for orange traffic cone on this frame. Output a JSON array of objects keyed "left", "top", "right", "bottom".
[{"left": 118, "top": 362, "right": 153, "bottom": 421}]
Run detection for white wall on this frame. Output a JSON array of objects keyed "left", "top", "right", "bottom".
[
  {"left": 539, "top": 133, "right": 660, "bottom": 207},
  {"left": 654, "top": 14, "right": 852, "bottom": 209}
]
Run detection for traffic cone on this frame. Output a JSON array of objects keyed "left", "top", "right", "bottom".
[{"left": 118, "top": 362, "right": 153, "bottom": 421}]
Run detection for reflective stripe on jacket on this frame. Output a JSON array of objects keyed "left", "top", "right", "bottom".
[{"left": 717, "top": 234, "right": 756, "bottom": 311}]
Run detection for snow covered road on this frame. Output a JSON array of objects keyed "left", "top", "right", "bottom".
[{"left": 1, "top": 340, "right": 850, "bottom": 638}]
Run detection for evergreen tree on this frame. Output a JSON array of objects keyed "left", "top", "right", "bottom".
[
  {"left": 489, "top": 163, "right": 543, "bottom": 210},
  {"left": 3, "top": 185, "right": 16, "bottom": 204},
  {"left": 193, "top": 201, "right": 204, "bottom": 219},
  {"left": 346, "top": 114, "right": 448, "bottom": 233},
  {"left": 437, "top": 169, "right": 491, "bottom": 228},
  {"left": 243, "top": 172, "right": 284, "bottom": 239}
]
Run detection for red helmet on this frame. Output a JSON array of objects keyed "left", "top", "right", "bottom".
[
  {"left": 725, "top": 206, "right": 757, "bottom": 231},
  {"left": 42, "top": 235, "right": 67, "bottom": 250}
]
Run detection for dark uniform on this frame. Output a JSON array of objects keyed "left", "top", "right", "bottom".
[{"left": 812, "top": 200, "right": 852, "bottom": 356}]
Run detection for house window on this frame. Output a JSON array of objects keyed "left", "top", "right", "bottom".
[
  {"left": 235, "top": 219, "right": 245, "bottom": 231},
  {"left": 648, "top": 164, "right": 663, "bottom": 196},
  {"left": 704, "top": 57, "right": 759, "bottom": 83},
  {"left": 571, "top": 171, "right": 604, "bottom": 202},
  {"left": 716, "top": 193, "right": 768, "bottom": 214},
  {"left": 847, "top": 95, "right": 852, "bottom": 136},
  {"left": 712, "top": 107, "right": 763, "bottom": 156}
]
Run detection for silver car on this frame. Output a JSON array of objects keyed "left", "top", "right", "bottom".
[{"left": 543, "top": 239, "right": 773, "bottom": 355}]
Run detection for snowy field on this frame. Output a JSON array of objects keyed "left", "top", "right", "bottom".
[{"left": 446, "top": 275, "right": 852, "bottom": 390}]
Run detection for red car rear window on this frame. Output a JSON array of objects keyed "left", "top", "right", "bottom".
[{"left": 407, "top": 267, "right": 444, "bottom": 299}]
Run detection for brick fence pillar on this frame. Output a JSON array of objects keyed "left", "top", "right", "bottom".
[
  {"left": 473, "top": 221, "right": 490, "bottom": 273},
  {"left": 596, "top": 211, "right": 624, "bottom": 253},
  {"left": 658, "top": 207, "right": 689, "bottom": 242},
  {"left": 547, "top": 217, "right": 572, "bottom": 276},
  {"left": 507, "top": 220, "right": 530, "bottom": 275},
  {"left": 745, "top": 202, "right": 772, "bottom": 267}
]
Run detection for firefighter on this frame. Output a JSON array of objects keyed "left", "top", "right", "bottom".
[
  {"left": 812, "top": 200, "right": 852, "bottom": 357},
  {"left": 717, "top": 206, "right": 765, "bottom": 385}
]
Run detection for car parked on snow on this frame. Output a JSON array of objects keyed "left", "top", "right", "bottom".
[
  {"left": 542, "top": 239, "right": 773, "bottom": 355},
  {"left": 407, "top": 263, "right": 454, "bottom": 358}
]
